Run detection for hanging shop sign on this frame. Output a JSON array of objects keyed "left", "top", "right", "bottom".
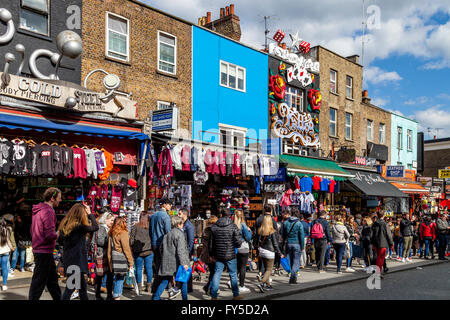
[
  {"left": 264, "top": 167, "right": 286, "bottom": 182},
  {"left": 386, "top": 165, "right": 404, "bottom": 178},
  {"left": 337, "top": 148, "right": 356, "bottom": 163},
  {"left": 351, "top": 156, "right": 376, "bottom": 166},
  {"left": 439, "top": 169, "right": 450, "bottom": 179},
  {"left": 417, "top": 177, "right": 432, "bottom": 190},
  {"left": 151, "top": 107, "right": 179, "bottom": 132}
]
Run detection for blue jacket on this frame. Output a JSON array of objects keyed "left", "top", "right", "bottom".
[
  {"left": 301, "top": 220, "right": 310, "bottom": 237},
  {"left": 150, "top": 210, "right": 171, "bottom": 248},
  {"left": 240, "top": 223, "right": 252, "bottom": 242},
  {"left": 283, "top": 217, "right": 305, "bottom": 249},
  {"left": 183, "top": 219, "right": 195, "bottom": 255}
]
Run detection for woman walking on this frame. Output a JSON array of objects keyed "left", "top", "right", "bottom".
[
  {"left": 107, "top": 217, "right": 134, "bottom": 300},
  {"left": 233, "top": 209, "right": 252, "bottom": 293},
  {"left": 57, "top": 203, "right": 99, "bottom": 300},
  {"left": 92, "top": 211, "right": 115, "bottom": 300},
  {"left": 256, "top": 215, "right": 283, "bottom": 293},
  {"left": 345, "top": 216, "right": 358, "bottom": 272},
  {"left": 361, "top": 217, "right": 373, "bottom": 269},
  {"left": 130, "top": 211, "right": 153, "bottom": 293},
  {"left": 331, "top": 215, "right": 350, "bottom": 274},
  {"left": 0, "top": 217, "right": 14, "bottom": 291},
  {"left": 199, "top": 215, "right": 218, "bottom": 296}
]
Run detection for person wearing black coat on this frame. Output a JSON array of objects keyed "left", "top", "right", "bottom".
[
  {"left": 361, "top": 217, "right": 374, "bottom": 267},
  {"left": 209, "top": 209, "right": 243, "bottom": 300},
  {"left": 57, "top": 203, "right": 99, "bottom": 300},
  {"left": 371, "top": 212, "right": 393, "bottom": 277}
]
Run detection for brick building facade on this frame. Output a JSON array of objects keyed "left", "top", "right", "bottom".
[
  {"left": 315, "top": 46, "right": 391, "bottom": 164},
  {"left": 81, "top": 0, "right": 192, "bottom": 137}
]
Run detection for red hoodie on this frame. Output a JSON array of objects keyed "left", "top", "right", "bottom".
[
  {"left": 31, "top": 203, "right": 58, "bottom": 254},
  {"left": 420, "top": 222, "right": 436, "bottom": 240}
]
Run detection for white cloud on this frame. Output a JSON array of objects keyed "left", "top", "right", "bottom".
[
  {"left": 413, "top": 106, "right": 450, "bottom": 138},
  {"left": 387, "top": 109, "right": 404, "bottom": 116},
  {"left": 371, "top": 97, "right": 388, "bottom": 107},
  {"left": 421, "top": 60, "right": 450, "bottom": 70},
  {"left": 438, "top": 93, "right": 450, "bottom": 100},
  {"left": 364, "top": 66, "right": 402, "bottom": 85},
  {"left": 403, "top": 96, "right": 429, "bottom": 105}
]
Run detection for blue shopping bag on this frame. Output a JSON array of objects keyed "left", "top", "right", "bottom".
[
  {"left": 280, "top": 257, "right": 291, "bottom": 273},
  {"left": 175, "top": 265, "right": 192, "bottom": 283}
]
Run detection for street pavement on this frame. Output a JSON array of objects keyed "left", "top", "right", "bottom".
[
  {"left": 276, "top": 262, "right": 450, "bottom": 300},
  {"left": 0, "top": 256, "right": 448, "bottom": 300}
]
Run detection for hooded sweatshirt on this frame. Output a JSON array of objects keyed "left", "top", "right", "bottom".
[{"left": 31, "top": 203, "right": 58, "bottom": 254}]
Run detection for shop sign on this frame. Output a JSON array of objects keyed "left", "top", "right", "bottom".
[
  {"left": 352, "top": 171, "right": 386, "bottom": 185},
  {"left": 271, "top": 102, "right": 320, "bottom": 148},
  {"left": 0, "top": 72, "right": 137, "bottom": 120},
  {"left": 151, "top": 107, "right": 178, "bottom": 132},
  {"left": 386, "top": 166, "right": 404, "bottom": 178},
  {"left": 350, "top": 156, "right": 376, "bottom": 166},
  {"left": 439, "top": 169, "right": 450, "bottom": 179},
  {"left": 445, "top": 185, "right": 450, "bottom": 194},
  {"left": 264, "top": 167, "right": 286, "bottom": 182},
  {"left": 269, "top": 43, "right": 320, "bottom": 73},
  {"left": 264, "top": 184, "right": 286, "bottom": 192},
  {"left": 404, "top": 169, "right": 416, "bottom": 181},
  {"left": 417, "top": 177, "right": 432, "bottom": 189},
  {"left": 337, "top": 148, "right": 356, "bottom": 163}
]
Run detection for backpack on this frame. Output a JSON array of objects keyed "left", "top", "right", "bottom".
[{"left": 311, "top": 221, "right": 325, "bottom": 239}]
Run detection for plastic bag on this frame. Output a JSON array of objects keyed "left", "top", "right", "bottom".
[
  {"left": 280, "top": 257, "right": 291, "bottom": 273},
  {"left": 175, "top": 265, "right": 192, "bottom": 283}
]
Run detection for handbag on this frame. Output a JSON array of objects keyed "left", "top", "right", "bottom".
[
  {"left": 110, "top": 237, "right": 128, "bottom": 275},
  {"left": 345, "top": 241, "right": 351, "bottom": 259},
  {"left": 25, "top": 246, "right": 33, "bottom": 264},
  {"left": 175, "top": 265, "right": 192, "bottom": 283},
  {"left": 94, "top": 232, "right": 105, "bottom": 276},
  {"left": 280, "top": 256, "right": 291, "bottom": 273}
]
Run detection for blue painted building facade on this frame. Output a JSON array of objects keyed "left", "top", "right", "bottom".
[
  {"left": 390, "top": 112, "right": 418, "bottom": 169},
  {"left": 192, "top": 26, "right": 268, "bottom": 147}
]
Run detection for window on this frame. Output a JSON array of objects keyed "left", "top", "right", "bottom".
[
  {"left": 157, "top": 101, "right": 171, "bottom": 110},
  {"left": 285, "top": 87, "right": 304, "bottom": 112},
  {"left": 330, "top": 69, "right": 337, "bottom": 94},
  {"left": 407, "top": 129, "right": 412, "bottom": 151},
  {"left": 20, "top": 0, "right": 50, "bottom": 36},
  {"left": 346, "top": 75, "right": 353, "bottom": 99},
  {"left": 106, "top": 13, "right": 129, "bottom": 62},
  {"left": 367, "top": 119, "right": 373, "bottom": 141},
  {"left": 397, "top": 127, "right": 403, "bottom": 150},
  {"left": 329, "top": 108, "right": 337, "bottom": 136},
  {"left": 219, "top": 124, "right": 246, "bottom": 147},
  {"left": 220, "top": 61, "right": 245, "bottom": 92},
  {"left": 158, "top": 31, "right": 177, "bottom": 74},
  {"left": 379, "top": 123, "right": 385, "bottom": 144},
  {"left": 407, "top": 163, "right": 412, "bottom": 169},
  {"left": 345, "top": 113, "right": 352, "bottom": 140}
]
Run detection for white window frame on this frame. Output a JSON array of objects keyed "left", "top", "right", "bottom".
[
  {"left": 286, "top": 86, "right": 304, "bottom": 112},
  {"left": 157, "top": 31, "right": 177, "bottom": 75},
  {"left": 330, "top": 69, "right": 337, "bottom": 94},
  {"left": 407, "top": 129, "right": 412, "bottom": 151},
  {"left": 157, "top": 101, "right": 172, "bottom": 110},
  {"left": 397, "top": 127, "right": 403, "bottom": 150},
  {"left": 345, "top": 112, "right": 352, "bottom": 140},
  {"left": 105, "top": 12, "right": 130, "bottom": 62},
  {"left": 19, "top": 0, "right": 50, "bottom": 36},
  {"left": 346, "top": 75, "right": 353, "bottom": 99},
  {"left": 367, "top": 119, "right": 374, "bottom": 142},
  {"left": 379, "top": 123, "right": 385, "bottom": 144},
  {"left": 219, "top": 123, "right": 247, "bottom": 147},
  {"left": 219, "top": 60, "right": 246, "bottom": 92},
  {"left": 329, "top": 108, "right": 337, "bottom": 137}
]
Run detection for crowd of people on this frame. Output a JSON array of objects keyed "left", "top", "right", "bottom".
[{"left": 0, "top": 186, "right": 449, "bottom": 300}]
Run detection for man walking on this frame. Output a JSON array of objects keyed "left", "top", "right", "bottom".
[
  {"left": 209, "top": 208, "right": 243, "bottom": 300},
  {"left": 436, "top": 214, "right": 449, "bottom": 260},
  {"left": 311, "top": 211, "right": 332, "bottom": 273},
  {"left": 178, "top": 208, "right": 195, "bottom": 293},
  {"left": 282, "top": 210, "right": 304, "bottom": 284},
  {"left": 371, "top": 211, "right": 394, "bottom": 278},
  {"left": 400, "top": 213, "right": 414, "bottom": 263},
  {"left": 29, "top": 187, "right": 62, "bottom": 300}
]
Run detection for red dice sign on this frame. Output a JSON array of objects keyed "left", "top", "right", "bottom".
[
  {"left": 299, "top": 41, "right": 311, "bottom": 54},
  {"left": 273, "top": 29, "right": 285, "bottom": 43}
]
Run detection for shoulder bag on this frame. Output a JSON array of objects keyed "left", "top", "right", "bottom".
[
  {"left": 282, "top": 221, "right": 298, "bottom": 254},
  {"left": 110, "top": 236, "right": 128, "bottom": 275},
  {"left": 94, "top": 232, "right": 105, "bottom": 276}
]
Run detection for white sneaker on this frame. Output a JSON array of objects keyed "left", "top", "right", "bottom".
[
  {"left": 407, "top": 258, "right": 413, "bottom": 263},
  {"left": 227, "top": 281, "right": 231, "bottom": 289},
  {"left": 8, "top": 272, "right": 14, "bottom": 278},
  {"left": 346, "top": 267, "right": 356, "bottom": 273},
  {"left": 70, "top": 290, "right": 79, "bottom": 300},
  {"left": 2, "top": 286, "right": 7, "bottom": 291},
  {"left": 239, "top": 286, "right": 250, "bottom": 293},
  {"left": 402, "top": 258, "right": 406, "bottom": 263},
  {"left": 269, "top": 277, "right": 272, "bottom": 285},
  {"left": 396, "top": 257, "right": 402, "bottom": 261},
  {"left": 20, "top": 268, "right": 25, "bottom": 273}
]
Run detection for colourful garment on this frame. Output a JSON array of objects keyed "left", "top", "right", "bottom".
[
  {"left": 300, "top": 177, "right": 313, "bottom": 193},
  {"left": 312, "top": 176, "right": 322, "bottom": 190}
]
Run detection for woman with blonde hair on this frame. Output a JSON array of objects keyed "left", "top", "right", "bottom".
[
  {"left": 107, "top": 216, "right": 134, "bottom": 300},
  {"left": 232, "top": 209, "right": 252, "bottom": 293},
  {"left": 361, "top": 217, "right": 373, "bottom": 269},
  {"left": 200, "top": 215, "right": 218, "bottom": 296},
  {"left": 256, "top": 215, "right": 283, "bottom": 293},
  {"left": 331, "top": 215, "right": 350, "bottom": 274},
  {"left": 57, "top": 203, "right": 99, "bottom": 300}
]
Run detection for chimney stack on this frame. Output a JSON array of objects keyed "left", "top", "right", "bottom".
[
  {"left": 226, "top": 6, "right": 230, "bottom": 16},
  {"left": 230, "top": 4, "right": 235, "bottom": 15},
  {"left": 220, "top": 8, "right": 225, "bottom": 18},
  {"left": 207, "top": 12, "right": 211, "bottom": 23},
  {"left": 201, "top": 4, "right": 241, "bottom": 41},
  {"left": 362, "top": 90, "right": 371, "bottom": 104}
]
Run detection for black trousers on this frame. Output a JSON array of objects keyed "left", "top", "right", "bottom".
[
  {"left": 438, "top": 233, "right": 448, "bottom": 259},
  {"left": 62, "top": 272, "right": 89, "bottom": 300},
  {"left": 236, "top": 252, "right": 248, "bottom": 287},
  {"left": 314, "top": 238, "right": 328, "bottom": 270},
  {"left": 205, "top": 262, "right": 216, "bottom": 290},
  {"left": 95, "top": 271, "right": 114, "bottom": 298},
  {"left": 28, "top": 253, "right": 61, "bottom": 300}
]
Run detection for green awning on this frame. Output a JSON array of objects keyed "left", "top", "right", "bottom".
[{"left": 280, "top": 154, "right": 354, "bottom": 181}]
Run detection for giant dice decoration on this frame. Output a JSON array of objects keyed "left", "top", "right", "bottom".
[
  {"left": 273, "top": 29, "right": 285, "bottom": 43},
  {"left": 299, "top": 41, "right": 311, "bottom": 54}
]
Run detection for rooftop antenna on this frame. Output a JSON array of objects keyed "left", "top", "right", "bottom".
[
  {"left": 427, "top": 127, "right": 432, "bottom": 139},
  {"left": 259, "top": 15, "right": 278, "bottom": 50},
  {"left": 435, "top": 128, "right": 443, "bottom": 139},
  {"left": 361, "top": 0, "right": 366, "bottom": 83}
]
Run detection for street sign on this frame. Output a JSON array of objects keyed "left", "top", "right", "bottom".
[
  {"left": 438, "top": 169, "right": 450, "bottom": 179},
  {"left": 151, "top": 107, "right": 178, "bottom": 132},
  {"left": 386, "top": 165, "right": 404, "bottom": 178}
]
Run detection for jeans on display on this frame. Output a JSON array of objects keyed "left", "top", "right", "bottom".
[
  {"left": 0, "top": 254, "right": 9, "bottom": 285},
  {"left": 210, "top": 258, "right": 239, "bottom": 299},
  {"left": 113, "top": 274, "right": 125, "bottom": 298},
  {"left": 10, "top": 247, "right": 26, "bottom": 271},
  {"left": 153, "top": 276, "right": 188, "bottom": 300},
  {"left": 333, "top": 243, "right": 346, "bottom": 272},
  {"left": 287, "top": 243, "right": 301, "bottom": 280},
  {"left": 134, "top": 253, "right": 154, "bottom": 285},
  {"left": 346, "top": 242, "right": 353, "bottom": 268}
]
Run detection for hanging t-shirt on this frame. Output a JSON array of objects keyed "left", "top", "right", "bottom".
[
  {"left": 88, "top": 185, "right": 99, "bottom": 212},
  {"left": 232, "top": 153, "right": 242, "bottom": 176},
  {"left": 170, "top": 144, "right": 183, "bottom": 171},
  {"left": 72, "top": 148, "right": 87, "bottom": 179},
  {"left": 51, "top": 145, "right": 63, "bottom": 176},
  {"left": 110, "top": 186, "right": 123, "bottom": 213},
  {"left": 94, "top": 151, "right": 105, "bottom": 175},
  {"left": 312, "top": 176, "right": 322, "bottom": 190},
  {"left": 268, "top": 158, "right": 278, "bottom": 176},
  {"left": 98, "top": 151, "right": 114, "bottom": 180},
  {"left": 294, "top": 176, "right": 301, "bottom": 190},
  {"left": 0, "top": 139, "right": 13, "bottom": 175},
  {"left": 11, "top": 140, "right": 31, "bottom": 176},
  {"left": 190, "top": 146, "right": 199, "bottom": 172},
  {"left": 29, "top": 145, "right": 40, "bottom": 176},
  {"left": 300, "top": 177, "right": 314, "bottom": 193},
  {"left": 329, "top": 180, "right": 337, "bottom": 193},
  {"left": 291, "top": 191, "right": 302, "bottom": 205},
  {"left": 194, "top": 171, "right": 208, "bottom": 185},
  {"left": 125, "top": 186, "right": 138, "bottom": 202},
  {"left": 262, "top": 157, "right": 271, "bottom": 176},
  {"left": 245, "top": 154, "right": 254, "bottom": 176},
  {"left": 38, "top": 145, "right": 53, "bottom": 176},
  {"left": 253, "top": 155, "right": 260, "bottom": 177},
  {"left": 218, "top": 152, "right": 227, "bottom": 176},
  {"left": 181, "top": 145, "right": 191, "bottom": 171},
  {"left": 204, "top": 149, "right": 214, "bottom": 174},
  {"left": 197, "top": 148, "right": 206, "bottom": 172},
  {"left": 226, "top": 152, "right": 233, "bottom": 176},
  {"left": 62, "top": 147, "right": 74, "bottom": 177},
  {"left": 85, "top": 149, "right": 97, "bottom": 179},
  {"left": 320, "top": 179, "right": 330, "bottom": 192},
  {"left": 301, "top": 192, "right": 315, "bottom": 212}
]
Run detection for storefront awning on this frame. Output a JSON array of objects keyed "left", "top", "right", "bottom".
[
  {"left": 389, "top": 182, "right": 429, "bottom": 195},
  {"left": 0, "top": 109, "right": 149, "bottom": 141},
  {"left": 346, "top": 169, "right": 407, "bottom": 198},
  {"left": 280, "top": 154, "right": 354, "bottom": 181}
]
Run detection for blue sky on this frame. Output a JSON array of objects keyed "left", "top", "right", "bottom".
[{"left": 143, "top": 0, "right": 450, "bottom": 138}]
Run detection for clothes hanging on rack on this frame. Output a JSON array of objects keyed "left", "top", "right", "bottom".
[
  {"left": 85, "top": 149, "right": 97, "bottom": 179},
  {"left": 181, "top": 145, "right": 191, "bottom": 171},
  {"left": 51, "top": 145, "right": 63, "bottom": 176},
  {"left": 232, "top": 153, "right": 241, "bottom": 176},
  {"left": 72, "top": 148, "right": 87, "bottom": 179},
  {"left": 300, "top": 176, "right": 313, "bottom": 193},
  {"left": 0, "top": 138, "right": 13, "bottom": 175},
  {"left": 312, "top": 176, "right": 322, "bottom": 190}
]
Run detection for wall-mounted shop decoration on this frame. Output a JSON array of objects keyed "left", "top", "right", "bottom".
[
  {"left": 273, "top": 29, "right": 285, "bottom": 43},
  {"left": 269, "top": 43, "right": 320, "bottom": 73},
  {"left": 308, "top": 89, "right": 322, "bottom": 111},
  {"left": 269, "top": 74, "right": 286, "bottom": 101}
]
